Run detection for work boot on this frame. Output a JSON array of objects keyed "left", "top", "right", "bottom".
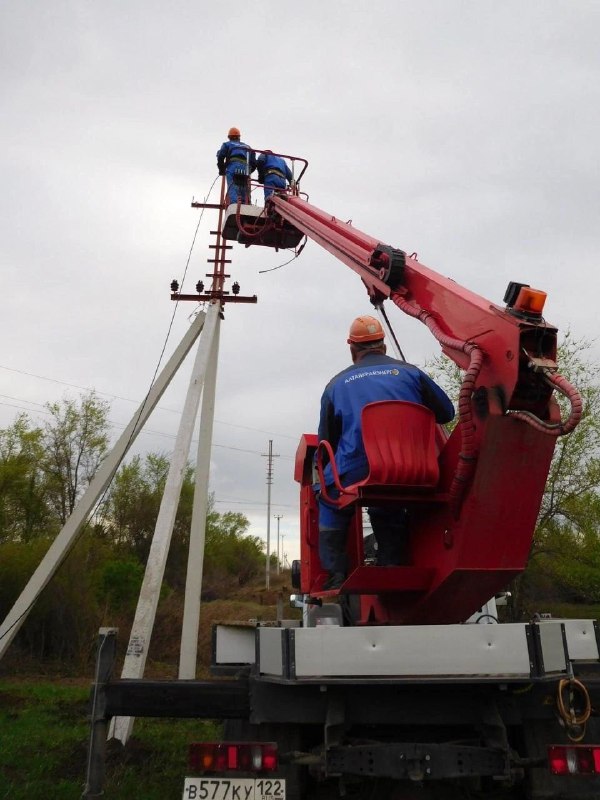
[
  {"left": 322, "top": 572, "right": 345, "bottom": 591},
  {"left": 318, "top": 528, "right": 348, "bottom": 576},
  {"left": 369, "top": 507, "right": 410, "bottom": 566}
]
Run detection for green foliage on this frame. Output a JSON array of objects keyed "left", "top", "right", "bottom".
[
  {"left": 0, "top": 393, "right": 111, "bottom": 542},
  {"left": 103, "top": 453, "right": 184, "bottom": 561},
  {"left": 104, "top": 453, "right": 261, "bottom": 590},
  {"left": 94, "top": 558, "right": 144, "bottom": 610},
  {"left": 43, "top": 392, "right": 110, "bottom": 524},
  {"left": 536, "top": 333, "right": 600, "bottom": 541},
  {"left": 0, "top": 414, "right": 55, "bottom": 542},
  {"left": 0, "top": 537, "right": 122, "bottom": 666},
  {"left": 203, "top": 507, "right": 264, "bottom": 588},
  {"left": 0, "top": 679, "right": 220, "bottom": 799},
  {"left": 0, "top": 390, "right": 264, "bottom": 669}
]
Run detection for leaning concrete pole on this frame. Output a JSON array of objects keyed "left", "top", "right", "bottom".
[
  {"left": 0, "top": 310, "right": 207, "bottom": 661},
  {"left": 109, "top": 301, "right": 219, "bottom": 744},
  {"left": 179, "top": 315, "right": 221, "bottom": 678}
]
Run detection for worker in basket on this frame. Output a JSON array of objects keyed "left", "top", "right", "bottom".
[
  {"left": 316, "top": 315, "right": 455, "bottom": 590},
  {"left": 256, "top": 149, "right": 294, "bottom": 200},
  {"left": 216, "top": 127, "right": 256, "bottom": 204}
]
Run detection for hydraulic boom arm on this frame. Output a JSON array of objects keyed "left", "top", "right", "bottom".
[{"left": 250, "top": 188, "right": 582, "bottom": 623}]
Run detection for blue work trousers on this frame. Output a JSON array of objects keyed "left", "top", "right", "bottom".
[
  {"left": 263, "top": 173, "right": 286, "bottom": 200},
  {"left": 317, "top": 467, "right": 409, "bottom": 573}
]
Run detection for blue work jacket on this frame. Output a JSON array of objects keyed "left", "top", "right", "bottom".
[
  {"left": 318, "top": 352, "right": 455, "bottom": 483},
  {"left": 256, "top": 153, "right": 292, "bottom": 183},
  {"left": 216, "top": 140, "right": 256, "bottom": 173}
]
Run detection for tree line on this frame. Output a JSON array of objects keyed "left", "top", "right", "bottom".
[
  {"left": 1, "top": 334, "right": 598, "bottom": 665},
  {"left": 0, "top": 394, "right": 266, "bottom": 665}
]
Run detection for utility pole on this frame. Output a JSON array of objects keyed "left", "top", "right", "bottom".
[
  {"left": 281, "top": 534, "right": 285, "bottom": 570},
  {"left": 261, "top": 440, "right": 279, "bottom": 589},
  {"left": 274, "top": 514, "right": 283, "bottom": 575}
]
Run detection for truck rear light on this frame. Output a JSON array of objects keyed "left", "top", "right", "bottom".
[
  {"left": 548, "top": 745, "right": 600, "bottom": 775},
  {"left": 189, "top": 742, "right": 278, "bottom": 773}
]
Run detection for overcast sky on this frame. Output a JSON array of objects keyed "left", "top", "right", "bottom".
[{"left": 2, "top": 1, "right": 599, "bottom": 568}]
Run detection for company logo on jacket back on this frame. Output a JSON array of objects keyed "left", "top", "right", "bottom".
[{"left": 344, "top": 368, "right": 400, "bottom": 384}]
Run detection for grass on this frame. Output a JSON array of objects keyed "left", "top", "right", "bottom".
[
  {"left": 0, "top": 679, "right": 220, "bottom": 799},
  {"left": 0, "top": 584, "right": 295, "bottom": 799}
]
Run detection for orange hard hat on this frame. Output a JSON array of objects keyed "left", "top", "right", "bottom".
[
  {"left": 347, "top": 315, "right": 384, "bottom": 344},
  {"left": 228, "top": 127, "right": 241, "bottom": 137}
]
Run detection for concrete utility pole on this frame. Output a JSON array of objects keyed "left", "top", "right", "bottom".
[
  {"left": 262, "top": 440, "right": 279, "bottom": 589},
  {"left": 110, "top": 303, "right": 220, "bottom": 744},
  {"left": 179, "top": 318, "right": 221, "bottom": 679},
  {"left": 274, "top": 514, "right": 283, "bottom": 575}
]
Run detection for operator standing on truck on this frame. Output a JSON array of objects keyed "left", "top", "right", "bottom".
[
  {"left": 317, "top": 315, "right": 455, "bottom": 590},
  {"left": 216, "top": 127, "right": 256, "bottom": 204},
  {"left": 256, "top": 150, "right": 294, "bottom": 200}
]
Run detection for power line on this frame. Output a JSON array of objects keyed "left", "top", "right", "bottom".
[
  {"left": 0, "top": 364, "right": 299, "bottom": 440},
  {"left": 0, "top": 397, "right": 295, "bottom": 459}
]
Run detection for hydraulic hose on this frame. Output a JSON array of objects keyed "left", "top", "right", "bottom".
[
  {"left": 234, "top": 199, "right": 275, "bottom": 240},
  {"left": 557, "top": 677, "right": 592, "bottom": 742},
  {"left": 390, "top": 292, "right": 584, "bottom": 515},
  {"left": 507, "top": 370, "right": 583, "bottom": 436},
  {"left": 391, "top": 291, "right": 483, "bottom": 517}
]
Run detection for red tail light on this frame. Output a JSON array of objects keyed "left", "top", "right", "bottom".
[
  {"left": 189, "top": 742, "right": 278, "bottom": 773},
  {"left": 548, "top": 745, "right": 600, "bottom": 775}
]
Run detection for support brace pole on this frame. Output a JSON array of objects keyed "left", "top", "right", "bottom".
[
  {"left": 109, "top": 302, "right": 220, "bottom": 743},
  {"left": 0, "top": 311, "right": 207, "bottom": 660},
  {"left": 179, "top": 315, "right": 221, "bottom": 678}
]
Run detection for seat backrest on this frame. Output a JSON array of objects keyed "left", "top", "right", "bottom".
[{"left": 361, "top": 400, "right": 440, "bottom": 487}]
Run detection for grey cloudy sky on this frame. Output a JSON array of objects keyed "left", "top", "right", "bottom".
[{"left": 1, "top": 1, "right": 599, "bottom": 564}]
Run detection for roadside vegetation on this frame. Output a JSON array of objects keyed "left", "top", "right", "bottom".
[
  {"left": 0, "top": 392, "right": 291, "bottom": 797},
  {"left": 0, "top": 678, "right": 221, "bottom": 799}
]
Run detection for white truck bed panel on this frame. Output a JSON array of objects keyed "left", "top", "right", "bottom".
[{"left": 289, "top": 624, "right": 532, "bottom": 678}]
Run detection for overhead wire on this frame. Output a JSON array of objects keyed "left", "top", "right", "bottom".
[
  {"left": 258, "top": 237, "right": 307, "bottom": 274},
  {"left": 0, "top": 395, "right": 295, "bottom": 458},
  {"left": 0, "top": 363, "right": 299, "bottom": 440}
]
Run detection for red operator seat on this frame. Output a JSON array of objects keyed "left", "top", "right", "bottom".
[{"left": 316, "top": 400, "right": 440, "bottom": 508}]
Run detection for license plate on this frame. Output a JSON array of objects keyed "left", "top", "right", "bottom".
[{"left": 183, "top": 777, "right": 286, "bottom": 800}]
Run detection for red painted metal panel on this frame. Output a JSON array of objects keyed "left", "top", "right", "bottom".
[{"left": 276, "top": 192, "right": 574, "bottom": 624}]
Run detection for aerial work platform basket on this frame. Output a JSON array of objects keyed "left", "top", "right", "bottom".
[
  {"left": 220, "top": 149, "right": 308, "bottom": 249},
  {"left": 221, "top": 203, "right": 304, "bottom": 248}
]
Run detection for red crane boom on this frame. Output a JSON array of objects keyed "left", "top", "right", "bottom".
[{"left": 234, "top": 176, "right": 582, "bottom": 624}]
